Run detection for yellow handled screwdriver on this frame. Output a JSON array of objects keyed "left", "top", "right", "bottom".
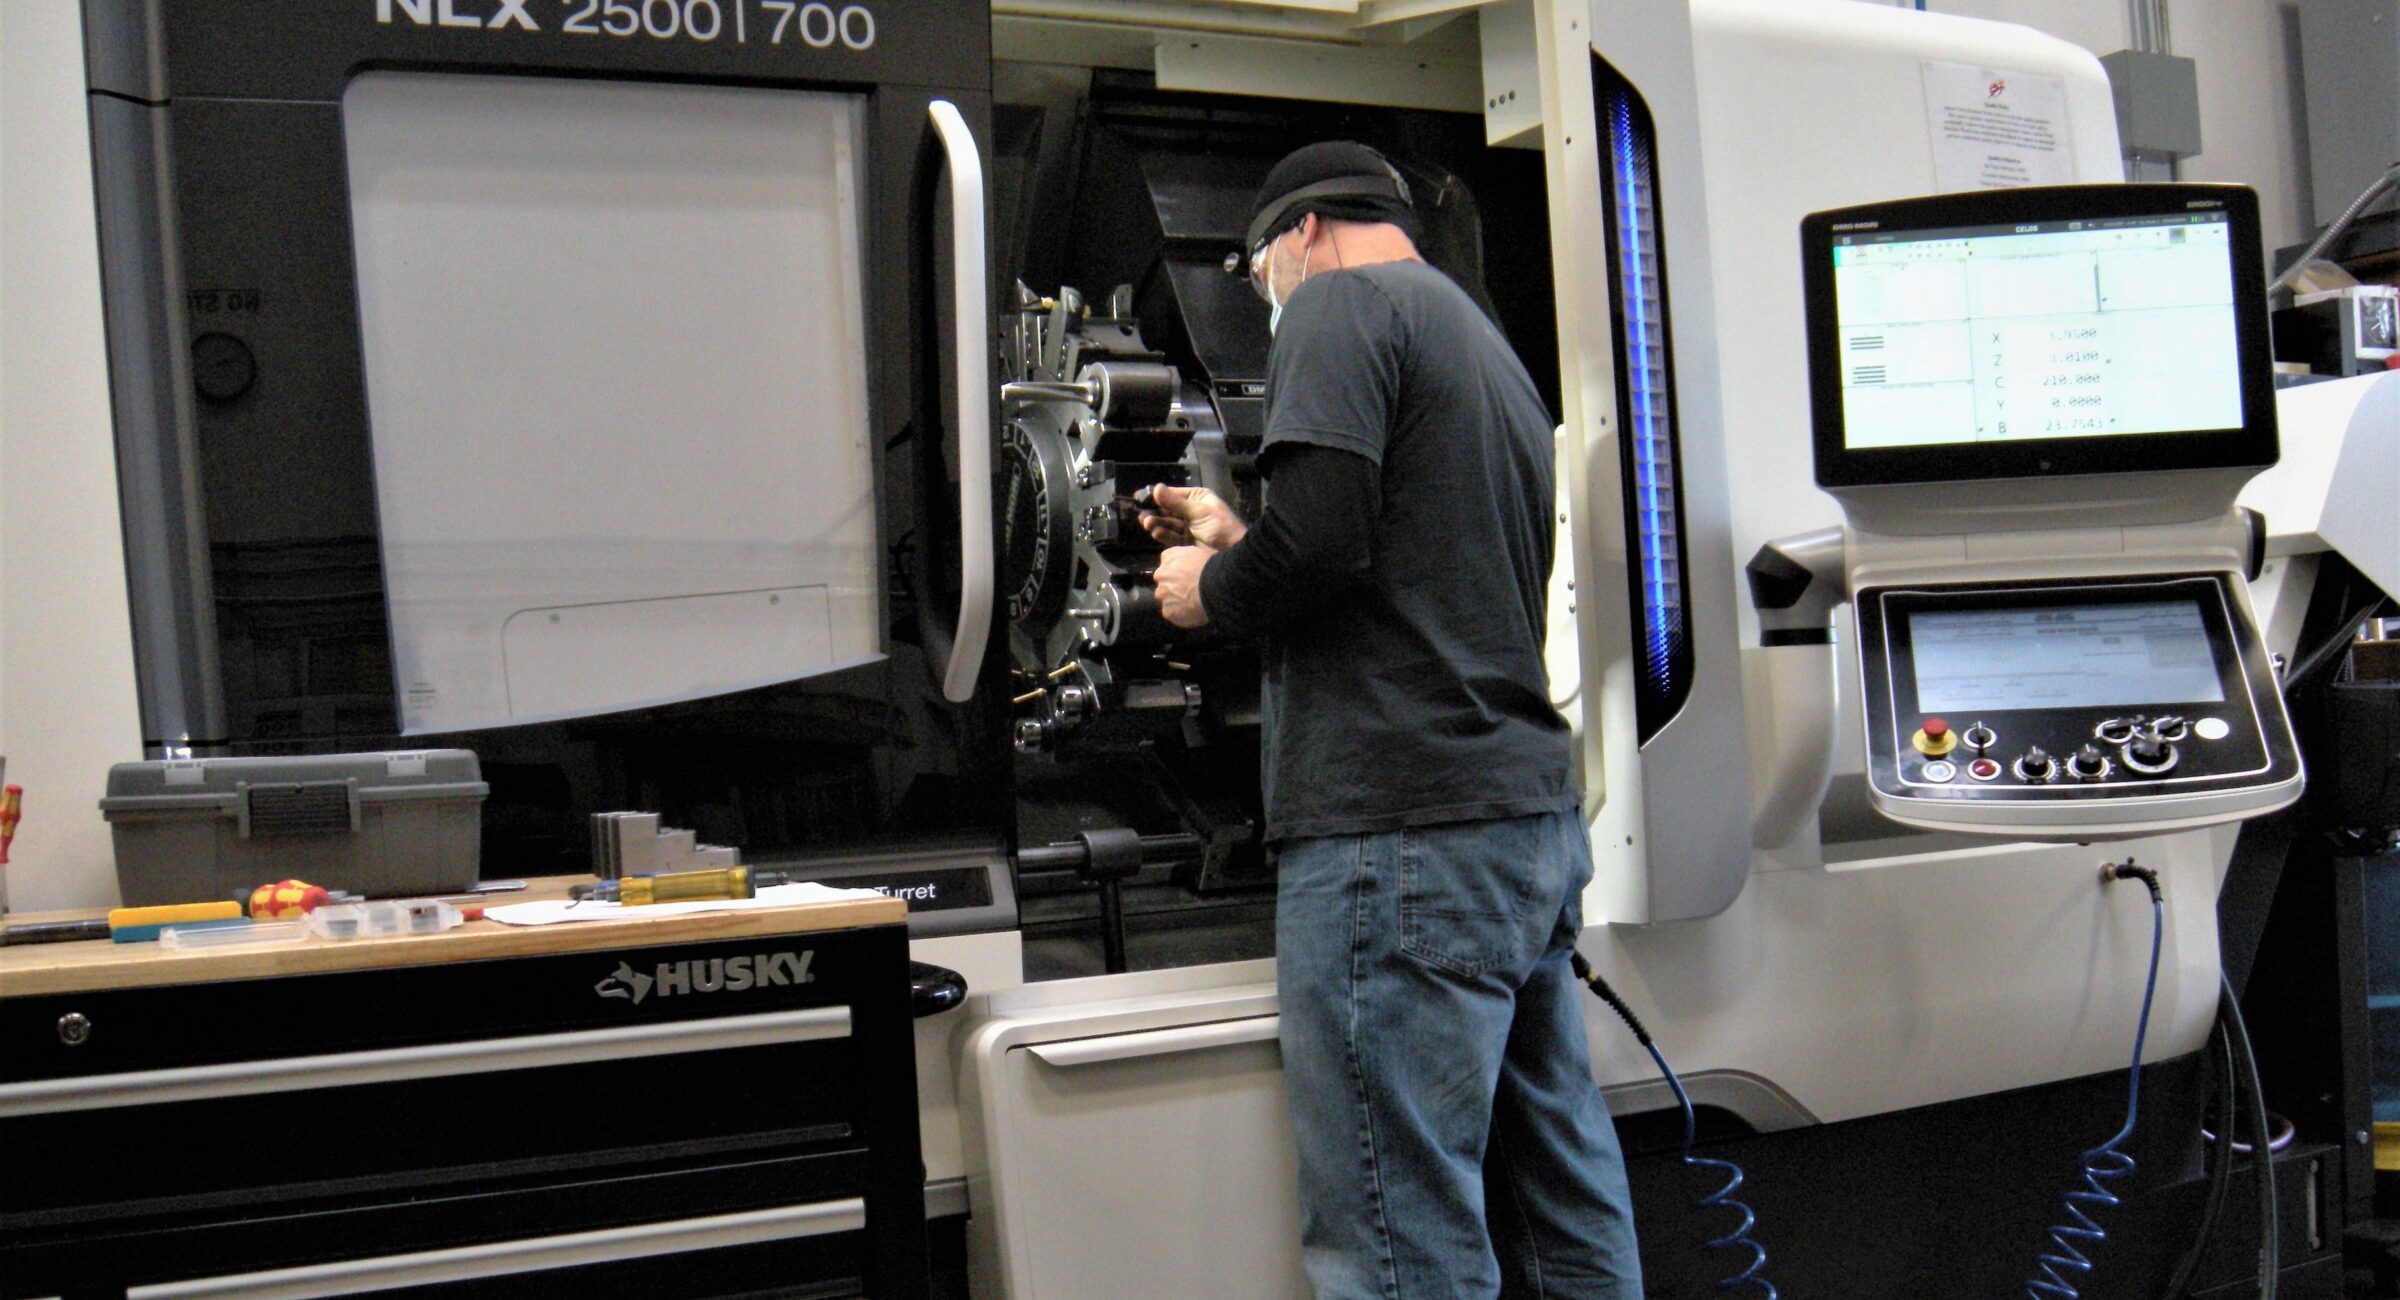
[{"left": 569, "top": 866, "right": 793, "bottom": 907}]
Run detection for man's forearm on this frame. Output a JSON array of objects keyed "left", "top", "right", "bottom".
[{"left": 1195, "top": 444, "right": 1378, "bottom": 639}]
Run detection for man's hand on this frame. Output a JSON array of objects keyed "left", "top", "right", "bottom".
[
  {"left": 1153, "top": 544, "right": 1213, "bottom": 628},
  {"left": 1139, "top": 485, "right": 1248, "bottom": 551}
]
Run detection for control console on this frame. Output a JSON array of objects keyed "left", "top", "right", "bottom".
[{"left": 1855, "top": 573, "right": 2301, "bottom": 837}]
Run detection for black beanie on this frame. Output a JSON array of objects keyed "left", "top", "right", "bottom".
[{"left": 1245, "top": 141, "right": 1418, "bottom": 253}]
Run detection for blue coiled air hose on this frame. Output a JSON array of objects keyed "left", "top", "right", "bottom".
[
  {"left": 2023, "top": 860, "right": 2167, "bottom": 1300},
  {"left": 1570, "top": 951, "right": 1777, "bottom": 1297}
]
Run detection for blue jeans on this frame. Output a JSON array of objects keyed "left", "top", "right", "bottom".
[{"left": 1277, "top": 808, "right": 1642, "bottom": 1300}]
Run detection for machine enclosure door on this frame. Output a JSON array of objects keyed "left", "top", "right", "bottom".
[{"left": 83, "top": 0, "right": 1008, "bottom": 871}]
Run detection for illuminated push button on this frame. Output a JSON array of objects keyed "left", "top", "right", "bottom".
[
  {"left": 1921, "top": 761, "right": 1957, "bottom": 783},
  {"left": 1967, "top": 758, "right": 2002, "bottom": 781},
  {"left": 1913, "top": 717, "right": 1959, "bottom": 758},
  {"left": 2193, "top": 717, "right": 2231, "bottom": 742}
]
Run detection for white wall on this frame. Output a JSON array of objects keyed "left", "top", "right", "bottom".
[
  {"left": 0, "top": 0, "right": 146, "bottom": 912},
  {"left": 1901, "top": 0, "right": 2315, "bottom": 250},
  {"left": 2174, "top": 0, "right": 2314, "bottom": 250}
]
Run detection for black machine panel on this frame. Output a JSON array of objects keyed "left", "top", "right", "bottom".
[
  {"left": 1856, "top": 574, "right": 2303, "bottom": 831},
  {"left": 83, "top": 0, "right": 1006, "bottom": 874}
]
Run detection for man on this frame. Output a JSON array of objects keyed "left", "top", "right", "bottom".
[{"left": 1139, "top": 142, "right": 1643, "bottom": 1299}]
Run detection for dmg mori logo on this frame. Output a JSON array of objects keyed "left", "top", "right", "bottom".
[{"left": 596, "top": 950, "right": 815, "bottom": 1005}]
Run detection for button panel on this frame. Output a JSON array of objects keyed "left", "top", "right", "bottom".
[
  {"left": 1856, "top": 576, "right": 2299, "bottom": 828},
  {"left": 1895, "top": 710, "right": 2252, "bottom": 789}
]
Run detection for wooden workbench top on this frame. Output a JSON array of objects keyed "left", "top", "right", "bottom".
[{"left": 0, "top": 877, "right": 906, "bottom": 998}]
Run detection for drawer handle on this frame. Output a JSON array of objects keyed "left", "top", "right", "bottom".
[
  {"left": 1024, "top": 1016, "right": 1279, "bottom": 1068},
  {"left": 0, "top": 1005, "right": 849, "bottom": 1118},
  {"left": 127, "top": 1198, "right": 866, "bottom": 1299}
]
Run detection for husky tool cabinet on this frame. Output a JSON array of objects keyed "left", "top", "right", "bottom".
[{"left": 0, "top": 885, "right": 927, "bottom": 1298}]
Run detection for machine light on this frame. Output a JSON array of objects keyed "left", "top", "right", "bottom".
[{"left": 1597, "top": 65, "right": 1694, "bottom": 742}]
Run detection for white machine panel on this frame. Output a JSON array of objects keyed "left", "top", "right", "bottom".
[
  {"left": 958, "top": 964, "right": 1306, "bottom": 1299},
  {"left": 1854, "top": 573, "right": 2301, "bottom": 836},
  {"left": 1788, "top": 181, "right": 2300, "bottom": 839}
]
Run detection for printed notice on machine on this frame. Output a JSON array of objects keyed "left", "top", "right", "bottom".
[{"left": 1921, "top": 62, "right": 2072, "bottom": 193}]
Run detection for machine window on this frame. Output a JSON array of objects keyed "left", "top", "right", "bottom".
[{"left": 344, "top": 73, "right": 878, "bottom": 733}]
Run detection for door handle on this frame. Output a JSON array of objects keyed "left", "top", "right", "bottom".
[
  {"left": 1024, "top": 1016, "right": 1280, "bottom": 1068},
  {"left": 927, "top": 99, "right": 993, "bottom": 705}
]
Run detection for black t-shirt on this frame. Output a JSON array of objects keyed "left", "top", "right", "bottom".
[{"left": 1210, "top": 259, "right": 1577, "bottom": 842}]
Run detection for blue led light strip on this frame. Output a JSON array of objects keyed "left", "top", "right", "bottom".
[{"left": 1607, "top": 93, "right": 1685, "bottom": 699}]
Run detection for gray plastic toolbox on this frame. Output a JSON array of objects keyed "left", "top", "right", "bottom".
[{"left": 101, "top": 751, "right": 487, "bottom": 905}]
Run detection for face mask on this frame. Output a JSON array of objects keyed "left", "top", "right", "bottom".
[{"left": 1265, "top": 227, "right": 1314, "bottom": 337}]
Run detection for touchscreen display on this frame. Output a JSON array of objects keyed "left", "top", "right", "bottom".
[
  {"left": 1832, "top": 213, "right": 2241, "bottom": 451},
  {"left": 1909, "top": 601, "right": 2227, "bottom": 712}
]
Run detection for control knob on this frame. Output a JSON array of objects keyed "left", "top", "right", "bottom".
[
  {"left": 2068, "top": 744, "right": 2110, "bottom": 780},
  {"left": 2121, "top": 727, "right": 2179, "bottom": 775},
  {"left": 2013, "top": 747, "right": 2057, "bottom": 783}
]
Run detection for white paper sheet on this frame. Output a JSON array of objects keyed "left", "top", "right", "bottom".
[
  {"left": 484, "top": 882, "right": 886, "bottom": 927},
  {"left": 1921, "top": 61, "right": 2074, "bottom": 192}
]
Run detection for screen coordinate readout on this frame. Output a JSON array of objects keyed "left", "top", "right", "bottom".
[
  {"left": 1833, "top": 214, "right": 2240, "bottom": 450},
  {"left": 1908, "top": 601, "right": 2227, "bottom": 714}
]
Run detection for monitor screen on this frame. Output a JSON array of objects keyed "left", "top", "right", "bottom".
[
  {"left": 1803, "top": 185, "right": 2274, "bottom": 487},
  {"left": 1834, "top": 214, "right": 2239, "bottom": 450},
  {"left": 1908, "top": 600, "right": 2226, "bottom": 713}
]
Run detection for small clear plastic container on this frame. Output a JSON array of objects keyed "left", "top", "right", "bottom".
[
  {"left": 305, "top": 899, "right": 464, "bottom": 940},
  {"left": 305, "top": 904, "right": 381, "bottom": 940},
  {"left": 395, "top": 899, "right": 463, "bottom": 934}
]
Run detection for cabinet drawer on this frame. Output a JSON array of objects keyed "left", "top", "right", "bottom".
[
  {"left": 1, "top": 1152, "right": 871, "bottom": 1298},
  {"left": 125, "top": 1198, "right": 865, "bottom": 1300},
  {"left": 0, "top": 1028, "right": 860, "bottom": 1227}
]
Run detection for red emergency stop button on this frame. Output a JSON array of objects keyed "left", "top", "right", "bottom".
[{"left": 1913, "top": 717, "right": 1958, "bottom": 758}]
